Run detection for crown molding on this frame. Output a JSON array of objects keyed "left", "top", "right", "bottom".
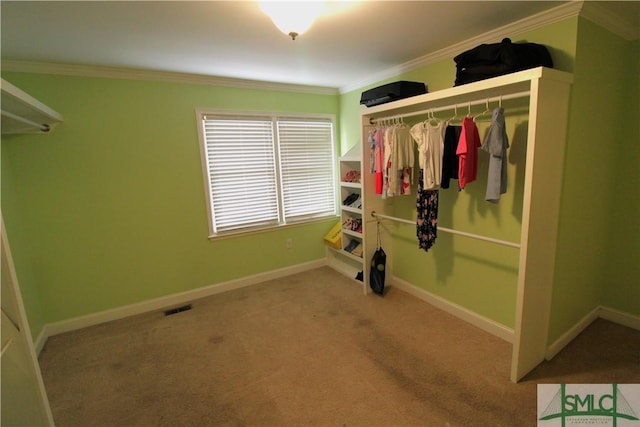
[
  {"left": 2, "top": 1, "right": 634, "bottom": 97},
  {"left": 580, "top": 1, "right": 640, "bottom": 41},
  {"left": 0, "top": 60, "right": 340, "bottom": 96},
  {"left": 340, "top": 1, "right": 584, "bottom": 94}
]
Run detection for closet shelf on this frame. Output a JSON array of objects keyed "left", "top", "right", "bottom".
[
  {"left": 342, "top": 229, "right": 362, "bottom": 239},
  {"left": 1, "top": 78, "right": 63, "bottom": 134},
  {"left": 363, "top": 67, "right": 572, "bottom": 120},
  {"left": 328, "top": 246, "right": 363, "bottom": 262},
  {"left": 340, "top": 181, "right": 362, "bottom": 189},
  {"left": 341, "top": 206, "right": 362, "bottom": 214}
]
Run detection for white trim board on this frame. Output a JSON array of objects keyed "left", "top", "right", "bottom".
[
  {"left": 376, "top": 274, "right": 639, "bottom": 363},
  {"left": 388, "top": 275, "right": 516, "bottom": 344},
  {"left": 545, "top": 305, "right": 640, "bottom": 361},
  {"left": 33, "top": 258, "right": 639, "bottom": 363},
  {"left": 0, "top": 60, "right": 339, "bottom": 96},
  {"left": 34, "top": 259, "right": 326, "bottom": 354},
  {"left": 599, "top": 306, "right": 640, "bottom": 331},
  {"left": 581, "top": 1, "right": 640, "bottom": 41},
  {"left": 8, "top": 1, "right": 635, "bottom": 96}
]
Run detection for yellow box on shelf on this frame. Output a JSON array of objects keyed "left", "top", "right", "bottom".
[{"left": 323, "top": 222, "right": 342, "bottom": 249}]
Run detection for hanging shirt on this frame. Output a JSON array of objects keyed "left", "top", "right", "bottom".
[
  {"left": 416, "top": 171, "right": 439, "bottom": 252},
  {"left": 382, "top": 126, "right": 395, "bottom": 198},
  {"left": 441, "top": 125, "right": 461, "bottom": 189},
  {"left": 456, "top": 117, "right": 481, "bottom": 190},
  {"left": 368, "top": 129, "right": 376, "bottom": 174},
  {"left": 410, "top": 120, "right": 445, "bottom": 191},
  {"left": 392, "top": 125, "right": 414, "bottom": 196},
  {"left": 378, "top": 124, "right": 414, "bottom": 198},
  {"left": 374, "top": 127, "right": 385, "bottom": 194},
  {"left": 481, "top": 107, "right": 509, "bottom": 203}
]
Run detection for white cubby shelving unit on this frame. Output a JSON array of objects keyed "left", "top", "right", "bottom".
[{"left": 326, "top": 143, "right": 366, "bottom": 293}]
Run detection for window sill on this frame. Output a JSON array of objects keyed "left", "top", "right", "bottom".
[{"left": 207, "top": 216, "right": 339, "bottom": 241}]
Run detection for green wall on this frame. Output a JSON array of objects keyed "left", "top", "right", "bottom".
[
  {"left": 1, "top": 74, "right": 340, "bottom": 338},
  {"left": 2, "top": 148, "right": 48, "bottom": 336},
  {"left": 602, "top": 37, "right": 640, "bottom": 314},
  {"left": 548, "top": 19, "right": 640, "bottom": 341}
]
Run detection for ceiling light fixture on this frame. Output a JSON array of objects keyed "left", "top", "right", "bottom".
[{"left": 258, "top": 1, "right": 325, "bottom": 40}]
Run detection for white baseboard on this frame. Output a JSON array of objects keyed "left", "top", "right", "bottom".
[
  {"left": 545, "top": 305, "right": 640, "bottom": 361},
  {"left": 389, "top": 274, "right": 515, "bottom": 343},
  {"left": 545, "top": 305, "right": 600, "bottom": 361},
  {"left": 598, "top": 305, "right": 640, "bottom": 331},
  {"left": 34, "top": 325, "right": 49, "bottom": 356},
  {"left": 34, "top": 259, "right": 640, "bottom": 363},
  {"left": 36, "top": 259, "right": 326, "bottom": 354}
]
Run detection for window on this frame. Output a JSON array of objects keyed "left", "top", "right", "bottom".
[{"left": 198, "top": 112, "right": 337, "bottom": 236}]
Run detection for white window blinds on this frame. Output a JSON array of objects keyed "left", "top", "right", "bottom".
[
  {"left": 200, "top": 113, "right": 336, "bottom": 236},
  {"left": 278, "top": 119, "right": 336, "bottom": 222},
  {"left": 202, "top": 116, "right": 280, "bottom": 233}
]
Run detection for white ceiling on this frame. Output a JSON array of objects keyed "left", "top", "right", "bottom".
[{"left": 1, "top": 1, "right": 638, "bottom": 92}]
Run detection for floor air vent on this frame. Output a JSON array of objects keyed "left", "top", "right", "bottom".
[{"left": 164, "top": 304, "right": 192, "bottom": 316}]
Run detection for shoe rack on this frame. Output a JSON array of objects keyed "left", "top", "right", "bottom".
[{"left": 327, "top": 143, "right": 366, "bottom": 290}]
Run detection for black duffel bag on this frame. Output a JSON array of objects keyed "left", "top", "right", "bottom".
[{"left": 454, "top": 38, "right": 553, "bottom": 86}]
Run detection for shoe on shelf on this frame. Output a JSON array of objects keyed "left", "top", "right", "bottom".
[
  {"left": 343, "top": 238, "right": 360, "bottom": 253},
  {"left": 347, "top": 194, "right": 361, "bottom": 208},
  {"left": 350, "top": 243, "right": 363, "bottom": 257},
  {"left": 342, "top": 170, "right": 361, "bottom": 183},
  {"left": 342, "top": 193, "right": 359, "bottom": 206},
  {"left": 342, "top": 217, "right": 353, "bottom": 229}
]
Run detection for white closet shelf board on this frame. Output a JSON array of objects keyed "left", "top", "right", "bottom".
[
  {"left": 340, "top": 143, "right": 361, "bottom": 161},
  {"left": 361, "top": 67, "right": 572, "bottom": 120},
  {"left": 359, "top": 66, "right": 574, "bottom": 383},
  {"left": 1, "top": 78, "right": 63, "bottom": 134}
]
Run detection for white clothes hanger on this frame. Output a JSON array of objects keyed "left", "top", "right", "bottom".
[
  {"left": 447, "top": 104, "right": 461, "bottom": 125},
  {"left": 473, "top": 99, "right": 492, "bottom": 122},
  {"left": 425, "top": 109, "right": 443, "bottom": 126}
]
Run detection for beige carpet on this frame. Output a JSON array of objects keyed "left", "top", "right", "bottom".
[{"left": 38, "top": 267, "right": 639, "bottom": 426}]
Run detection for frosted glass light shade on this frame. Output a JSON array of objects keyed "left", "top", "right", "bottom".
[{"left": 259, "top": 1, "right": 325, "bottom": 39}]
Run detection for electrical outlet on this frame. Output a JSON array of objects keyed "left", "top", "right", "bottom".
[{"left": 286, "top": 238, "right": 294, "bottom": 249}]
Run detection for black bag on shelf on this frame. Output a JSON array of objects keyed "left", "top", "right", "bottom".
[
  {"left": 360, "top": 81, "right": 427, "bottom": 107},
  {"left": 453, "top": 38, "right": 553, "bottom": 86}
]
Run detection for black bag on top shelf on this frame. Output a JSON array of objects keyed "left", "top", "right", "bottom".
[
  {"left": 360, "top": 81, "right": 427, "bottom": 107},
  {"left": 453, "top": 38, "right": 553, "bottom": 86}
]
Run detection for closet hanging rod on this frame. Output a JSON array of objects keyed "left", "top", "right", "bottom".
[
  {"left": 371, "top": 211, "right": 521, "bottom": 249},
  {"left": 368, "top": 90, "right": 530, "bottom": 125},
  {"left": 1, "top": 109, "right": 51, "bottom": 132}
]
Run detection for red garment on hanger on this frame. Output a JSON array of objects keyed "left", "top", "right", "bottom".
[{"left": 456, "top": 117, "right": 481, "bottom": 189}]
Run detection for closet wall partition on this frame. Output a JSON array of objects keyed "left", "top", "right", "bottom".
[{"left": 359, "top": 67, "right": 573, "bottom": 382}]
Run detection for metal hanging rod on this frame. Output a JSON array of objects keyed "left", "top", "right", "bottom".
[
  {"left": 371, "top": 211, "right": 520, "bottom": 249},
  {"left": 368, "top": 90, "right": 530, "bottom": 125},
  {"left": 1, "top": 109, "right": 50, "bottom": 132}
]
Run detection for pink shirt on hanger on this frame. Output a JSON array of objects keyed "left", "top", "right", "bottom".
[{"left": 456, "top": 117, "right": 481, "bottom": 189}]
